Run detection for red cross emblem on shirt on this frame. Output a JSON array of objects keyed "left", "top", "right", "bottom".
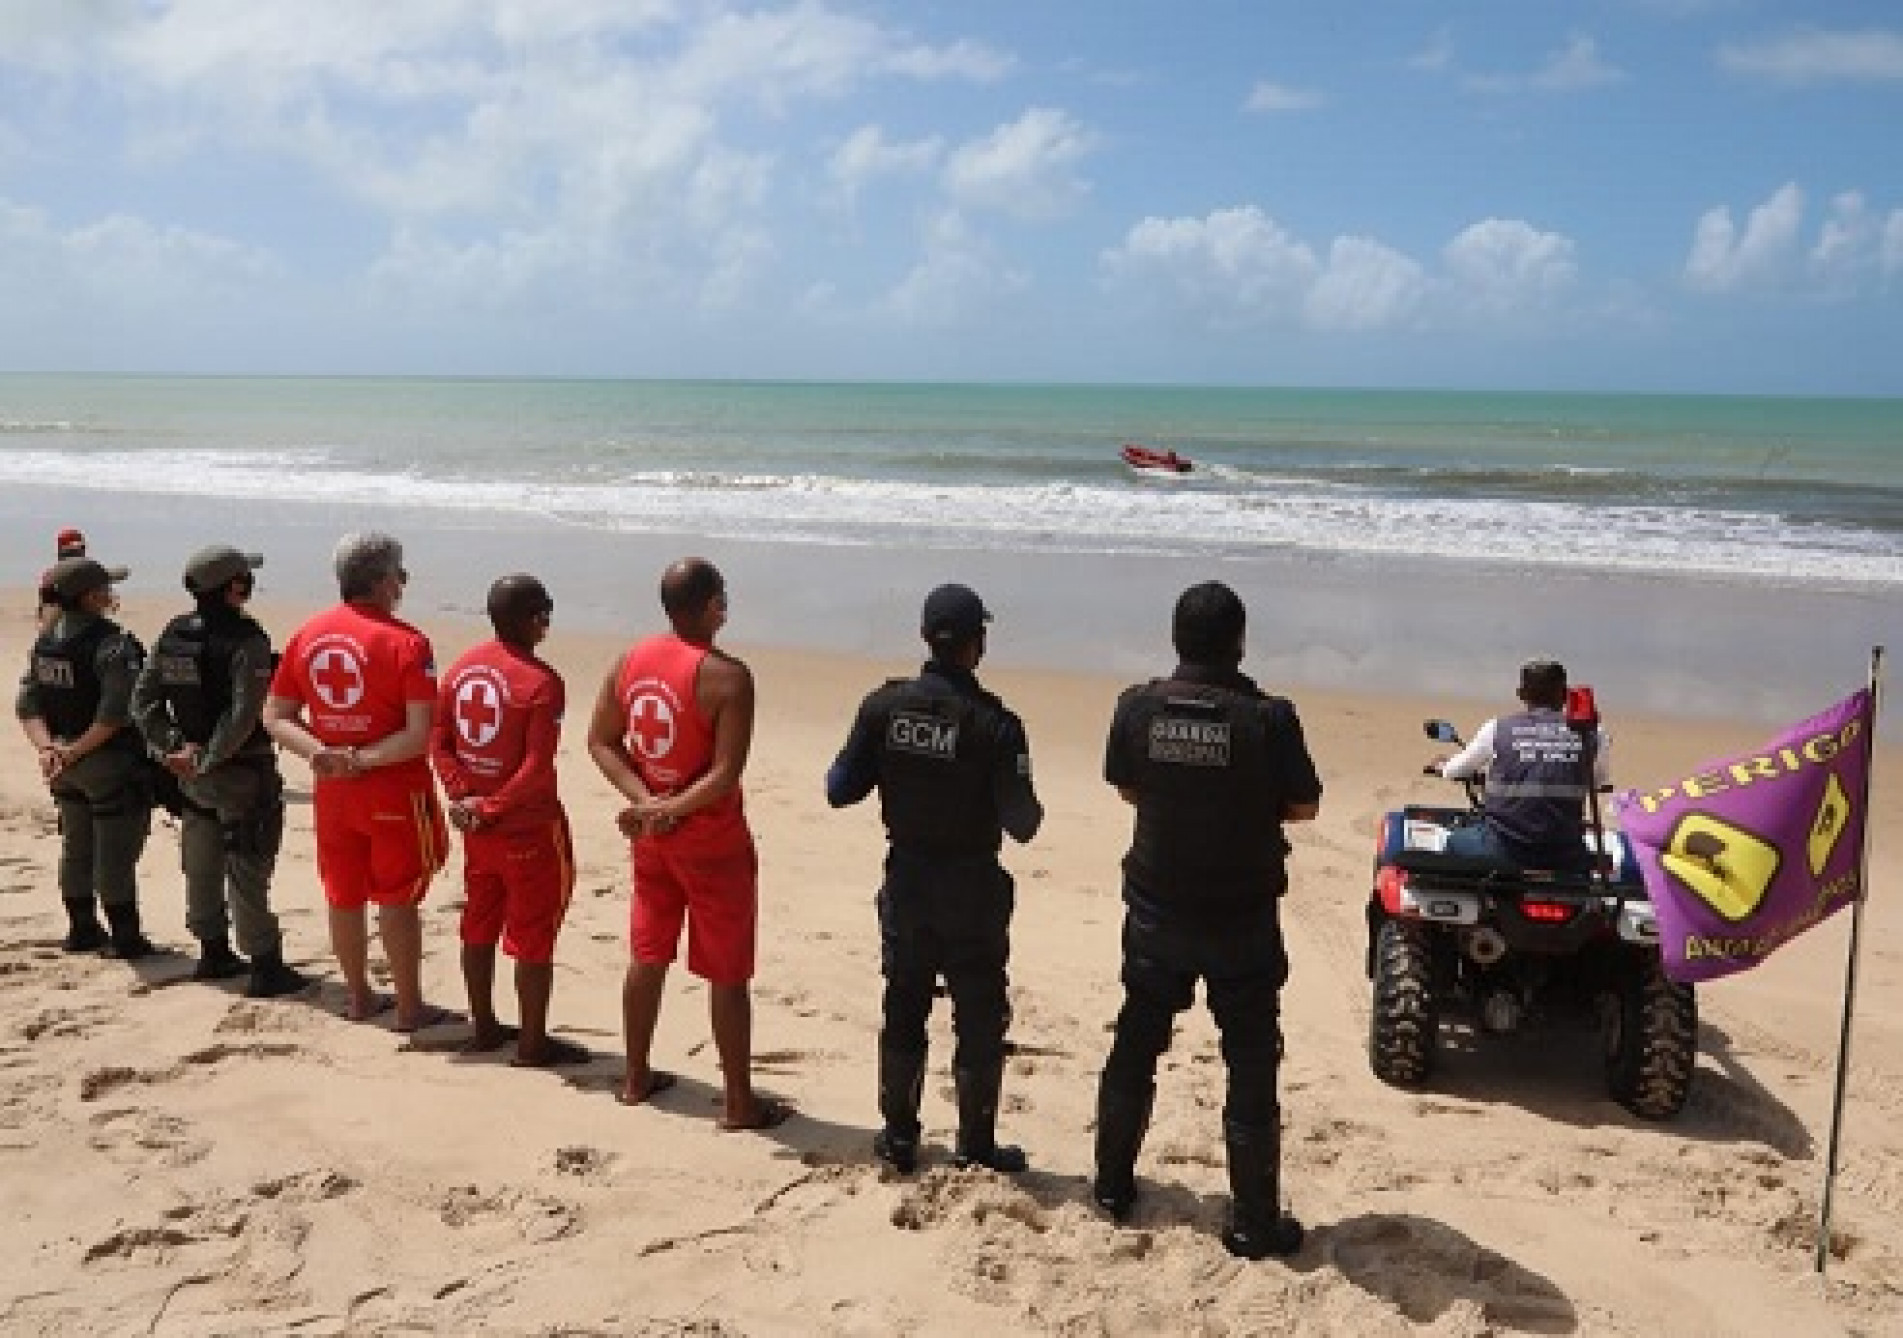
[
  {"left": 311, "top": 647, "right": 364, "bottom": 710},
  {"left": 455, "top": 678, "right": 502, "bottom": 748},
  {"left": 627, "top": 691, "right": 676, "bottom": 760}
]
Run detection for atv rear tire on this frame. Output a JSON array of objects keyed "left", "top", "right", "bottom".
[
  {"left": 1370, "top": 920, "right": 1437, "bottom": 1086},
  {"left": 1603, "top": 959, "right": 1697, "bottom": 1120}
]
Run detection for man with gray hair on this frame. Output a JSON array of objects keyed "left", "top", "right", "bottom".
[
  {"left": 134, "top": 544, "right": 309, "bottom": 997},
  {"left": 265, "top": 532, "right": 454, "bottom": 1032}
]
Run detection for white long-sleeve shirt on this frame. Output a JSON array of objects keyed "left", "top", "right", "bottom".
[{"left": 1439, "top": 717, "right": 1612, "bottom": 786}]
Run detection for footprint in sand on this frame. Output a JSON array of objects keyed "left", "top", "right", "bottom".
[
  {"left": 439, "top": 1185, "right": 579, "bottom": 1243},
  {"left": 79, "top": 1066, "right": 154, "bottom": 1102},
  {"left": 16, "top": 1003, "right": 110, "bottom": 1042},
  {"left": 253, "top": 1168, "right": 358, "bottom": 1203},
  {"left": 83, "top": 1202, "right": 245, "bottom": 1267},
  {"left": 553, "top": 1145, "right": 615, "bottom": 1179},
  {"left": 180, "top": 1040, "right": 308, "bottom": 1067},
  {"left": 88, "top": 1107, "right": 213, "bottom": 1168},
  {"left": 214, "top": 999, "right": 321, "bottom": 1037},
  {"left": 751, "top": 1046, "right": 833, "bottom": 1075}
]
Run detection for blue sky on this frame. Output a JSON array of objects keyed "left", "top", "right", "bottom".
[{"left": 2, "top": 1, "right": 1900, "bottom": 393}]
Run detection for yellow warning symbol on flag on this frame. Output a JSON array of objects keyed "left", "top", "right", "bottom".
[
  {"left": 1660, "top": 814, "right": 1782, "bottom": 924},
  {"left": 1809, "top": 772, "right": 1850, "bottom": 877}
]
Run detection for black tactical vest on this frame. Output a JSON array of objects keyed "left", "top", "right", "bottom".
[
  {"left": 151, "top": 610, "right": 269, "bottom": 751},
  {"left": 31, "top": 618, "right": 120, "bottom": 740},
  {"left": 1483, "top": 708, "right": 1590, "bottom": 862},
  {"left": 870, "top": 677, "right": 1003, "bottom": 857},
  {"left": 1120, "top": 680, "right": 1288, "bottom": 913}
]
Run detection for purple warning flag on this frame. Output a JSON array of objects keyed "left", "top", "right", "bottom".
[{"left": 1615, "top": 690, "right": 1873, "bottom": 984}]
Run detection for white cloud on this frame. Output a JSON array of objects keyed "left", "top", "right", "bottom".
[
  {"left": 883, "top": 37, "right": 1014, "bottom": 82},
  {"left": 1102, "top": 207, "right": 1319, "bottom": 326},
  {"left": 1407, "top": 29, "right": 1454, "bottom": 75},
  {"left": 1532, "top": 34, "right": 1626, "bottom": 90},
  {"left": 1684, "top": 183, "right": 1903, "bottom": 294},
  {"left": 6, "top": 2, "right": 1014, "bottom": 295},
  {"left": 1683, "top": 182, "right": 1804, "bottom": 291},
  {"left": 1812, "top": 191, "right": 1875, "bottom": 283},
  {"left": 828, "top": 125, "right": 942, "bottom": 200},
  {"left": 878, "top": 209, "right": 1027, "bottom": 326},
  {"left": 0, "top": 195, "right": 277, "bottom": 328},
  {"left": 1305, "top": 238, "right": 1427, "bottom": 332},
  {"left": 1443, "top": 219, "right": 1578, "bottom": 311},
  {"left": 1718, "top": 29, "right": 1903, "bottom": 85},
  {"left": 1104, "top": 207, "right": 1577, "bottom": 332},
  {"left": 1466, "top": 33, "right": 1625, "bottom": 93},
  {"left": 943, "top": 107, "right": 1098, "bottom": 221},
  {"left": 1244, "top": 80, "right": 1321, "bottom": 113}
]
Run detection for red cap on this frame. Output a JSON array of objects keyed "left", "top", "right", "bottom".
[{"left": 56, "top": 527, "right": 86, "bottom": 554}]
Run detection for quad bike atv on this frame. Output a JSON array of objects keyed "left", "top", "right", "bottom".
[{"left": 1364, "top": 718, "right": 1697, "bottom": 1120}]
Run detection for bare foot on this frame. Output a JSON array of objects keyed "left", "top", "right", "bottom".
[
  {"left": 718, "top": 1096, "right": 793, "bottom": 1132},
  {"left": 393, "top": 1003, "right": 462, "bottom": 1035},
  {"left": 615, "top": 1069, "right": 677, "bottom": 1105},
  {"left": 513, "top": 1036, "right": 592, "bottom": 1069},
  {"left": 345, "top": 992, "right": 396, "bottom": 1023},
  {"left": 459, "top": 1022, "right": 520, "bottom": 1054}
]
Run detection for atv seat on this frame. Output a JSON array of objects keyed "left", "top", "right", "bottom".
[{"left": 1386, "top": 807, "right": 1637, "bottom": 889}]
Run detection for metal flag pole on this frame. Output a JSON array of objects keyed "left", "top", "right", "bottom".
[{"left": 1816, "top": 645, "right": 1886, "bottom": 1276}]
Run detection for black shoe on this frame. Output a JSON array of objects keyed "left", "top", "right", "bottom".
[
  {"left": 192, "top": 939, "right": 249, "bottom": 981},
  {"left": 873, "top": 1128, "right": 919, "bottom": 1174},
  {"left": 875, "top": 1043, "right": 927, "bottom": 1174},
  {"left": 952, "top": 1142, "right": 1028, "bottom": 1173},
  {"left": 1091, "top": 1180, "right": 1137, "bottom": 1221},
  {"left": 952, "top": 1061, "right": 1028, "bottom": 1173},
  {"left": 1221, "top": 1214, "right": 1305, "bottom": 1260},
  {"left": 1091, "top": 1081, "right": 1154, "bottom": 1223},
  {"left": 63, "top": 920, "right": 108, "bottom": 953},
  {"left": 62, "top": 898, "right": 108, "bottom": 953},
  {"left": 1223, "top": 1118, "right": 1302, "bottom": 1260},
  {"left": 246, "top": 951, "right": 312, "bottom": 999},
  {"left": 101, "top": 904, "right": 155, "bottom": 960}
]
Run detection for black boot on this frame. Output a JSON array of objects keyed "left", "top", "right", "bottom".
[
  {"left": 61, "top": 898, "right": 108, "bottom": 953},
  {"left": 101, "top": 903, "right": 155, "bottom": 961},
  {"left": 1220, "top": 1119, "right": 1304, "bottom": 1260},
  {"left": 246, "top": 949, "right": 312, "bottom": 999},
  {"left": 873, "top": 1044, "right": 928, "bottom": 1173},
  {"left": 951, "top": 1061, "right": 1027, "bottom": 1173},
  {"left": 1091, "top": 1081, "right": 1155, "bottom": 1221},
  {"left": 192, "top": 937, "right": 249, "bottom": 981}
]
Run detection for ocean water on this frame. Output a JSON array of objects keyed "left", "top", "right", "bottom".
[
  {"left": 2, "top": 375, "right": 1896, "bottom": 731},
  {"left": 2, "top": 375, "right": 1899, "bottom": 590}
]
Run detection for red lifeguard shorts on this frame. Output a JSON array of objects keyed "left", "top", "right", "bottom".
[
  {"left": 630, "top": 833, "right": 759, "bottom": 985},
  {"left": 459, "top": 817, "right": 574, "bottom": 965},
  {"left": 314, "top": 775, "right": 448, "bottom": 911}
]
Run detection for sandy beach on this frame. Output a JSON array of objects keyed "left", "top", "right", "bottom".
[{"left": 3, "top": 573, "right": 1901, "bottom": 1337}]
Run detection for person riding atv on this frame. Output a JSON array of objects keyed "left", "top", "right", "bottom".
[
  {"left": 1431, "top": 658, "right": 1608, "bottom": 873},
  {"left": 1366, "top": 660, "right": 1697, "bottom": 1120}
]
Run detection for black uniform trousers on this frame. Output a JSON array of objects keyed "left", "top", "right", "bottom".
[
  {"left": 877, "top": 847, "right": 1014, "bottom": 1072},
  {"left": 1102, "top": 899, "right": 1288, "bottom": 1129}
]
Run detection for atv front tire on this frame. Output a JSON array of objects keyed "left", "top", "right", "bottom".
[
  {"left": 1604, "top": 959, "right": 1697, "bottom": 1120},
  {"left": 1370, "top": 920, "right": 1438, "bottom": 1086}
]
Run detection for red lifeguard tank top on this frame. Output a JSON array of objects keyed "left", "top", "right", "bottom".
[{"left": 615, "top": 633, "right": 746, "bottom": 845}]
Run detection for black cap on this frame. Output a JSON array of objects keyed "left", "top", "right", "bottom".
[
  {"left": 49, "top": 557, "right": 129, "bottom": 600},
  {"left": 921, "top": 583, "right": 991, "bottom": 642}
]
